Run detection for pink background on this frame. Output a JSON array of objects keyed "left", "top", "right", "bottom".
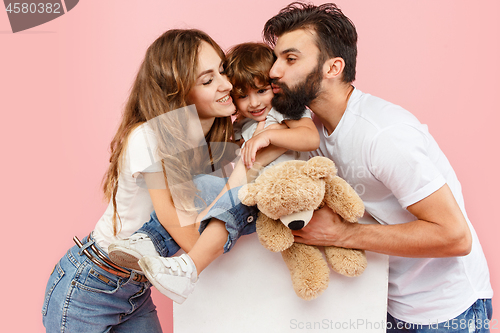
[{"left": 1, "top": 0, "right": 498, "bottom": 331}]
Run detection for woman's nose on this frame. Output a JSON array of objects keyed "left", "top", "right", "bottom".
[{"left": 219, "top": 75, "right": 233, "bottom": 91}]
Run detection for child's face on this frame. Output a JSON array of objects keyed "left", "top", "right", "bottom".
[{"left": 234, "top": 79, "right": 274, "bottom": 122}]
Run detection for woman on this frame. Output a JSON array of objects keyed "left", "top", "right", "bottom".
[{"left": 42, "top": 29, "right": 273, "bottom": 332}]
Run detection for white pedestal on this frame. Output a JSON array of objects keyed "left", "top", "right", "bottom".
[{"left": 174, "top": 214, "right": 389, "bottom": 333}]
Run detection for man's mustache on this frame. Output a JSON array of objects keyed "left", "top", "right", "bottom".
[
  {"left": 270, "top": 78, "right": 286, "bottom": 93},
  {"left": 269, "top": 78, "right": 280, "bottom": 87}
]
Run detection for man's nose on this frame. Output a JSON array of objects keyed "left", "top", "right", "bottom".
[{"left": 269, "top": 61, "right": 281, "bottom": 79}]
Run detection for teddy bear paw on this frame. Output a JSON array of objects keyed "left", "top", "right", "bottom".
[{"left": 324, "top": 247, "right": 367, "bottom": 277}]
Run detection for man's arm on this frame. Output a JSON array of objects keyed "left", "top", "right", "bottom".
[
  {"left": 292, "top": 184, "right": 472, "bottom": 258},
  {"left": 242, "top": 117, "right": 319, "bottom": 168}
]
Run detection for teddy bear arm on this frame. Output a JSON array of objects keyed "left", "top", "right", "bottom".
[
  {"left": 325, "top": 176, "right": 365, "bottom": 222},
  {"left": 256, "top": 213, "right": 294, "bottom": 252}
]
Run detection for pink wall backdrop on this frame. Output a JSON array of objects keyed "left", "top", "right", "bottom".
[{"left": 1, "top": 1, "right": 498, "bottom": 331}]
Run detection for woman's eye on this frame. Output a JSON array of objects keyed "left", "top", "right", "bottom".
[{"left": 203, "top": 78, "right": 213, "bottom": 86}]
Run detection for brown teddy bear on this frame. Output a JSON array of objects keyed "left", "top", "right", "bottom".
[{"left": 238, "top": 156, "right": 367, "bottom": 300}]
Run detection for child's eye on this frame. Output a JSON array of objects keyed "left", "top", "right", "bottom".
[
  {"left": 238, "top": 95, "right": 248, "bottom": 99},
  {"left": 257, "top": 88, "right": 269, "bottom": 94}
]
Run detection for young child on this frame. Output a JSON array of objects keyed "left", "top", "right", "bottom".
[
  {"left": 108, "top": 42, "right": 320, "bottom": 304},
  {"left": 227, "top": 42, "right": 319, "bottom": 170}
]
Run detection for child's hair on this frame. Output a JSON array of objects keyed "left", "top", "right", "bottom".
[
  {"left": 225, "top": 43, "right": 276, "bottom": 96},
  {"left": 102, "top": 29, "right": 233, "bottom": 235}
]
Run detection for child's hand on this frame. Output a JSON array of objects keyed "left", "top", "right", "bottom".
[
  {"left": 242, "top": 133, "right": 272, "bottom": 169},
  {"left": 242, "top": 121, "right": 269, "bottom": 169}
]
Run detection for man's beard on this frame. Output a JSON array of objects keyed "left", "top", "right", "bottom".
[{"left": 271, "top": 63, "right": 323, "bottom": 120}]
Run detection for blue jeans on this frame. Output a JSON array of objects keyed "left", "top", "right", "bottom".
[
  {"left": 387, "top": 299, "right": 493, "bottom": 332},
  {"left": 138, "top": 174, "right": 257, "bottom": 256},
  {"left": 42, "top": 235, "right": 162, "bottom": 333}
]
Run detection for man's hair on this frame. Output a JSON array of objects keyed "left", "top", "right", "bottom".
[
  {"left": 225, "top": 42, "right": 275, "bottom": 96},
  {"left": 263, "top": 2, "right": 357, "bottom": 83}
]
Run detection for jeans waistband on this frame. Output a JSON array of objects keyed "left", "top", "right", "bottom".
[{"left": 74, "top": 233, "right": 148, "bottom": 283}]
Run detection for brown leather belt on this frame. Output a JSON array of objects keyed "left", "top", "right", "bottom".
[{"left": 73, "top": 234, "right": 148, "bottom": 283}]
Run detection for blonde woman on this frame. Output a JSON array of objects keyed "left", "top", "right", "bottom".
[{"left": 42, "top": 29, "right": 280, "bottom": 332}]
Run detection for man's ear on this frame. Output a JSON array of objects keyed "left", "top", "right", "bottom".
[{"left": 323, "top": 57, "right": 345, "bottom": 80}]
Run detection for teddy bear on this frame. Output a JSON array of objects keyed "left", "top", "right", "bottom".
[{"left": 238, "top": 156, "right": 367, "bottom": 300}]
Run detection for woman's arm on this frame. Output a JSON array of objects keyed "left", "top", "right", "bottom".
[
  {"left": 195, "top": 143, "right": 287, "bottom": 222},
  {"left": 242, "top": 117, "right": 319, "bottom": 168},
  {"left": 143, "top": 140, "right": 287, "bottom": 250},
  {"left": 144, "top": 172, "right": 200, "bottom": 253}
]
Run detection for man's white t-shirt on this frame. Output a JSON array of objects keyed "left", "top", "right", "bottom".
[
  {"left": 93, "top": 124, "right": 162, "bottom": 251},
  {"left": 310, "top": 88, "right": 493, "bottom": 323}
]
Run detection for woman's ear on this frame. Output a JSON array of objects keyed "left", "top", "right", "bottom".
[{"left": 323, "top": 57, "right": 345, "bottom": 80}]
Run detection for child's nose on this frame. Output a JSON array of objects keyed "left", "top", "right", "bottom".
[{"left": 249, "top": 95, "right": 260, "bottom": 107}]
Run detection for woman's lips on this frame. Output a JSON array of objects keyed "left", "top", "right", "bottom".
[{"left": 216, "top": 94, "right": 232, "bottom": 104}]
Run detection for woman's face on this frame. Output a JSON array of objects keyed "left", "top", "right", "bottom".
[{"left": 187, "top": 42, "right": 235, "bottom": 126}]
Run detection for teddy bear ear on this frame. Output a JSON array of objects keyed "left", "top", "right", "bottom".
[
  {"left": 238, "top": 183, "right": 258, "bottom": 206},
  {"left": 302, "top": 156, "right": 337, "bottom": 179}
]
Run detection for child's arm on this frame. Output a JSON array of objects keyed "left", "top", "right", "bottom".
[{"left": 242, "top": 117, "right": 320, "bottom": 168}]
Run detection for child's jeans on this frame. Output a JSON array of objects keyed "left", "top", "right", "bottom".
[{"left": 137, "top": 174, "right": 258, "bottom": 256}]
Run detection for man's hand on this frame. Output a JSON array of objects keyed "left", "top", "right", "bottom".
[{"left": 292, "top": 205, "right": 350, "bottom": 247}]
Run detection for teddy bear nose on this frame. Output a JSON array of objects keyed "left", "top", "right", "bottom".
[{"left": 288, "top": 220, "right": 305, "bottom": 230}]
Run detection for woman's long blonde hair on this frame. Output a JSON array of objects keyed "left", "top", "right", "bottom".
[{"left": 102, "top": 29, "right": 233, "bottom": 235}]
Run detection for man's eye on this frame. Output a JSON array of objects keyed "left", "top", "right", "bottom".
[{"left": 287, "top": 57, "right": 296, "bottom": 63}]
